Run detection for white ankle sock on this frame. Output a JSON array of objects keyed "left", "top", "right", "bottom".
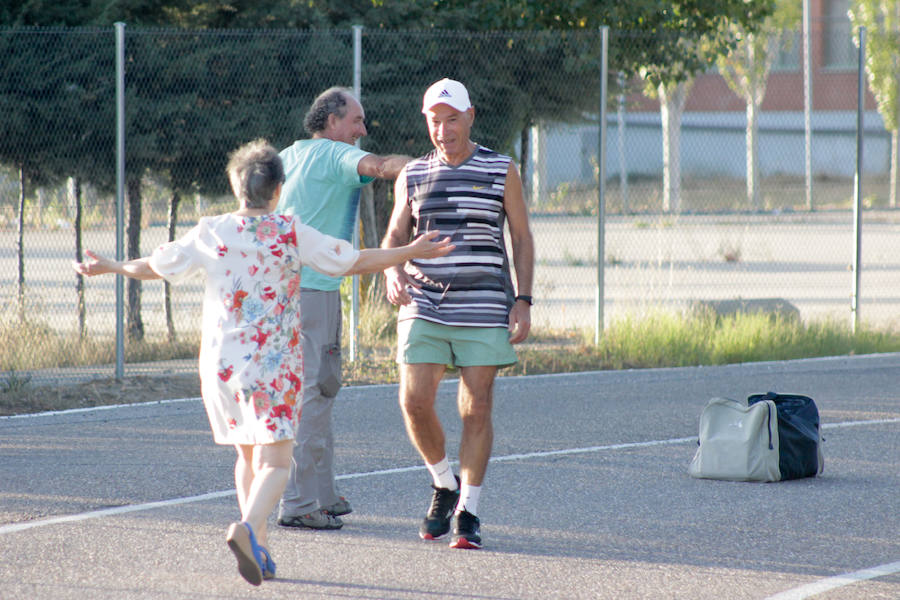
[
  {"left": 426, "top": 457, "right": 458, "bottom": 490},
  {"left": 456, "top": 483, "right": 481, "bottom": 516}
]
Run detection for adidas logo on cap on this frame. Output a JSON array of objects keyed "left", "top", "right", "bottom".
[{"left": 422, "top": 78, "right": 472, "bottom": 114}]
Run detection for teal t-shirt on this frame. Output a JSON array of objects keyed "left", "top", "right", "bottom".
[{"left": 276, "top": 138, "right": 374, "bottom": 291}]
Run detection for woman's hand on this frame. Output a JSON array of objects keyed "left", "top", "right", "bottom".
[
  {"left": 72, "top": 250, "right": 160, "bottom": 280},
  {"left": 408, "top": 230, "right": 454, "bottom": 259},
  {"left": 72, "top": 250, "right": 117, "bottom": 277}
]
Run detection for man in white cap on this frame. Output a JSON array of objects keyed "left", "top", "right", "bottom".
[{"left": 381, "top": 78, "right": 535, "bottom": 549}]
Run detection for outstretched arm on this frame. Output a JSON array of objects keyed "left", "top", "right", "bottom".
[
  {"left": 73, "top": 250, "right": 162, "bottom": 280},
  {"left": 344, "top": 231, "right": 453, "bottom": 275},
  {"left": 358, "top": 153, "right": 412, "bottom": 180}
]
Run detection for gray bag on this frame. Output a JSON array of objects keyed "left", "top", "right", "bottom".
[{"left": 688, "top": 396, "right": 781, "bottom": 482}]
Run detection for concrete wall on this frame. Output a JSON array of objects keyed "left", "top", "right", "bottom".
[{"left": 528, "top": 110, "right": 891, "bottom": 195}]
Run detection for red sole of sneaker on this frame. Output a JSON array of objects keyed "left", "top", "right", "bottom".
[{"left": 449, "top": 537, "right": 482, "bottom": 550}]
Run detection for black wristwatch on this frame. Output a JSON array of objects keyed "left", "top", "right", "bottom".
[{"left": 515, "top": 295, "right": 534, "bottom": 306}]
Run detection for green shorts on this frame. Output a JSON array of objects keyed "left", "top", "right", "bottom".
[{"left": 396, "top": 318, "right": 518, "bottom": 368}]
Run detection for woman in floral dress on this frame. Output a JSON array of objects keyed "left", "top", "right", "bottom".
[{"left": 73, "top": 139, "right": 452, "bottom": 586}]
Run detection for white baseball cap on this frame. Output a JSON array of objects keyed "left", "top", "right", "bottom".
[{"left": 421, "top": 78, "right": 472, "bottom": 114}]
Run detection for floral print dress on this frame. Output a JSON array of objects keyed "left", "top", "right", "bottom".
[{"left": 148, "top": 213, "right": 358, "bottom": 445}]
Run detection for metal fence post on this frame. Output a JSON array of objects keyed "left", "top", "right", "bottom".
[
  {"left": 803, "top": 0, "right": 813, "bottom": 212},
  {"left": 851, "top": 26, "right": 866, "bottom": 334},
  {"left": 595, "top": 26, "right": 608, "bottom": 345},
  {"left": 115, "top": 22, "right": 126, "bottom": 380},
  {"left": 617, "top": 71, "right": 628, "bottom": 214},
  {"left": 350, "top": 24, "right": 363, "bottom": 362}
]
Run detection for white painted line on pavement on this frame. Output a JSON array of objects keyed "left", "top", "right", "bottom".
[
  {"left": 0, "top": 490, "right": 235, "bottom": 535},
  {"left": 332, "top": 436, "right": 699, "bottom": 482},
  {"left": 3, "top": 416, "right": 897, "bottom": 537},
  {"left": 0, "top": 397, "right": 199, "bottom": 420},
  {"left": 821, "top": 417, "right": 900, "bottom": 429},
  {"left": 764, "top": 560, "right": 900, "bottom": 599},
  {"left": 0, "top": 436, "right": 700, "bottom": 536},
  {"left": 484, "top": 436, "right": 698, "bottom": 463}
]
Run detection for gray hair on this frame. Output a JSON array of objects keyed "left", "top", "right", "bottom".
[
  {"left": 303, "top": 87, "right": 354, "bottom": 135},
  {"left": 226, "top": 139, "right": 284, "bottom": 209}
]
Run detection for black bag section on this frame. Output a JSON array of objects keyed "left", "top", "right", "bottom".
[{"left": 747, "top": 391, "right": 823, "bottom": 480}]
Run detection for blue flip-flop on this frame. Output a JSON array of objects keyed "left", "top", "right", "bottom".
[
  {"left": 226, "top": 521, "right": 264, "bottom": 586},
  {"left": 243, "top": 522, "right": 277, "bottom": 580},
  {"left": 259, "top": 545, "right": 276, "bottom": 580},
  {"left": 244, "top": 523, "right": 276, "bottom": 580}
]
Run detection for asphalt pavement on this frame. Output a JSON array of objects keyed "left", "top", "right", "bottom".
[{"left": 1, "top": 354, "right": 898, "bottom": 599}]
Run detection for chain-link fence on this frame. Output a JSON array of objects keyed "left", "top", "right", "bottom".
[{"left": 2, "top": 23, "right": 897, "bottom": 384}]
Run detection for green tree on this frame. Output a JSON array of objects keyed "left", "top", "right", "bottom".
[
  {"left": 152, "top": 0, "right": 328, "bottom": 28},
  {"left": 132, "top": 29, "right": 353, "bottom": 337},
  {"left": 59, "top": 32, "right": 117, "bottom": 338},
  {"left": 0, "top": 0, "right": 93, "bottom": 26},
  {"left": 717, "top": 0, "right": 801, "bottom": 210},
  {"left": 850, "top": 0, "right": 900, "bottom": 208},
  {"left": 0, "top": 28, "right": 113, "bottom": 324},
  {"left": 635, "top": 0, "right": 774, "bottom": 213},
  {"left": 382, "top": 1, "right": 773, "bottom": 213},
  {"left": 1, "top": 0, "right": 777, "bottom": 343},
  {"left": 1, "top": 2, "right": 165, "bottom": 340}
]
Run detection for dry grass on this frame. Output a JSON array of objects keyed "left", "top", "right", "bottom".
[
  {"left": 4, "top": 311, "right": 900, "bottom": 416},
  {"left": 0, "top": 317, "right": 200, "bottom": 372}
]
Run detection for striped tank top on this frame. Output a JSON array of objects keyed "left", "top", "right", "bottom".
[{"left": 399, "top": 145, "right": 515, "bottom": 327}]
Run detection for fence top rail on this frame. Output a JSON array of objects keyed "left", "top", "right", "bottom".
[{"left": 0, "top": 25, "right": 760, "bottom": 40}]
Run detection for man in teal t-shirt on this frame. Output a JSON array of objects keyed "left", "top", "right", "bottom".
[
  {"left": 279, "top": 137, "right": 373, "bottom": 291},
  {"left": 275, "top": 87, "right": 410, "bottom": 530}
]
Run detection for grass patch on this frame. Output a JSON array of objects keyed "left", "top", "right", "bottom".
[
  {"left": 0, "top": 317, "right": 200, "bottom": 372},
  {"left": 505, "top": 311, "right": 900, "bottom": 376},
  {"left": 4, "top": 310, "right": 900, "bottom": 415}
]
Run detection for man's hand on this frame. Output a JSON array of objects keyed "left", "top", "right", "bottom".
[
  {"left": 385, "top": 268, "right": 419, "bottom": 306},
  {"left": 508, "top": 301, "right": 531, "bottom": 344}
]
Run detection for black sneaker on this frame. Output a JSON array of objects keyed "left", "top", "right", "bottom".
[
  {"left": 419, "top": 476, "right": 460, "bottom": 540},
  {"left": 449, "top": 510, "right": 482, "bottom": 549}
]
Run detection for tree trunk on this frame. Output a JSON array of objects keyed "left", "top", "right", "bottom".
[
  {"left": 16, "top": 165, "right": 26, "bottom": 323},
  {"left": 359, "top": 184, "right": 378, "bottom": 249},
  {"left": 617, "top": 72, "right": 629, "bottom": 214},
  {"left": 126, "top": 176, "right": 144, "bottom": 342},
  {"left": 36, "top": 187, "right": 45, "bottom": 228},
  {"left": 71, "top": 177, "right": 86, "bottom": 339},
  {"left": 659, "top": 81, "right": 689, "bottom": 214},
  {"left": 531, "top": 123, "right": 546, "bottom": 207},
  {"left": 372, "top": 178, "right": 392, "bottom": 241},
  {"left": 164, "top": 190, "right": 180, "bottom": 343},
  {"left": 891, "top": 128, "right": 898, "bottom": 209},
  {"left": 746, "top": 99, "right": 760, "bottom": 211},
  {"left": 366, "top": 179, "right": 395, "bottom": 306},
  {"left": 520, "top": 125, "right": 532, "bottom": 205},
  {"left": 745, "top": 37, "right": 762, "bottom": 211}
]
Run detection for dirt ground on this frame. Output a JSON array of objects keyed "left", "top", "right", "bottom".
[
  {"left": 1, "top": 342, "right": 568, "bottom": 416},
  {"left": 0, "top": 373, "right": 203, "bottom": 416},
  {"left": 0, "top": 354, "right": 404, "bottom": 416}
]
